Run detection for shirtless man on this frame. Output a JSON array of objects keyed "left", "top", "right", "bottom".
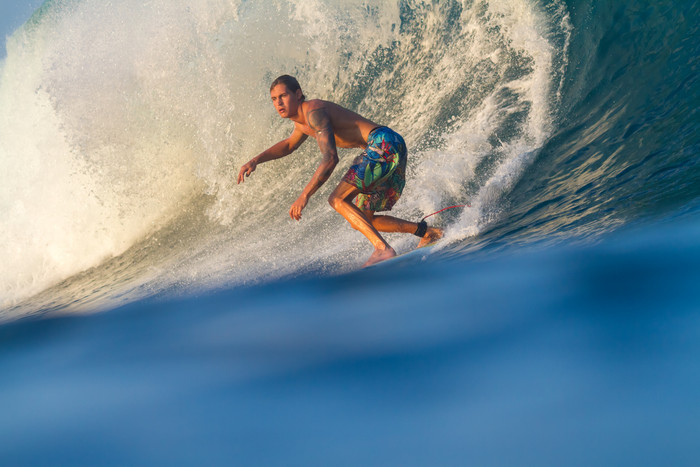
[{"left": 238, "top": 75, "right": 442, "bottom": 266}]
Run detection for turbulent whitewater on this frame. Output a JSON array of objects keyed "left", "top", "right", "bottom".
[{"left": 1, "top": 0, "right": 571, "bottom": 316}]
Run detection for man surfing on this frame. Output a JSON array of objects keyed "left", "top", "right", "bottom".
[{"left": 238, "top": 75, "right": 442, "bottom": 266}]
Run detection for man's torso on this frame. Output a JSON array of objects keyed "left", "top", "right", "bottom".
[{"left": 294, "top": 100, "right": 380, "bottom": 149}]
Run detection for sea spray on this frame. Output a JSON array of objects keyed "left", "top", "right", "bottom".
[{"left": 1, "top": 0, "right": 569, "bottom": 315}]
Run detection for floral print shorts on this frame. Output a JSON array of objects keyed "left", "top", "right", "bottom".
[{"left": 341, "top": 126, "right": 407, "bottom": 212}]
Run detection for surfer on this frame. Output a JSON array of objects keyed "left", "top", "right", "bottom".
[{"left": 238, "top": 75, "right": 442, "bottom": 266}]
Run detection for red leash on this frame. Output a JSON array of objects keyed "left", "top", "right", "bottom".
[{"left": 420, "top": 204, "right": 470, "bottom": 222}]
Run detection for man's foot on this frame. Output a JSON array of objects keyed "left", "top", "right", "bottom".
[
  {"left": 362, "top": 246, "right": 397, "bottom": 267},
  {"left": 417, "top": 227, "right": 443, "bottom": 248}
]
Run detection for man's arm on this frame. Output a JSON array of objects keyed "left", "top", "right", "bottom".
[
  {"left": 289, "top": 107, "right": 339, "bottom": 220},
  {"left": 237, "top": 128, "right": 308, "bottom": 184}
]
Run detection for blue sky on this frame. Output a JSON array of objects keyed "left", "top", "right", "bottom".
[{"left": 1, "top": 0, "right": 44, "bottom": 58}]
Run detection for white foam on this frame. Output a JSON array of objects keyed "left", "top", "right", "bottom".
[{"left": 1, "top": 0, "right": 571, "bottom": 311}]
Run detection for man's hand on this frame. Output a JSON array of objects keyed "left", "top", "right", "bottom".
[
  {"left": 289, "top": 193, "right": 309, "bottom": 221},
  {"left": 237, "top": 159, "right": 257, "bottom": 184}
]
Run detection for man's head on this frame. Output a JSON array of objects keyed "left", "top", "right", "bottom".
[
  {"left": 270, "top": 75, "right": 305, "bottom": 100},
  {"left": 270, "top": 75, "right": 305, "bottom": 119}
]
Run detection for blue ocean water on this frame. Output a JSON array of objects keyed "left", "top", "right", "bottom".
[{"left": 1, "top": 0, "right": 699, "bottom": 464}]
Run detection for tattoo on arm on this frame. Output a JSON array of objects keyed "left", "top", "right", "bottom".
[
  {"left": 308, "top": 107, "right": 337, "bottom": 164},
  {"left": 307, "top": 109, "right": 332, "bottom": 133},
  {"left": 299, "top": 108, "right": 338, "bottom": 195}
]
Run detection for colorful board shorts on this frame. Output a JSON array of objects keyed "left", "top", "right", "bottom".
[{"left": 341, "top": 126, "right": 407, "bottom": 212}]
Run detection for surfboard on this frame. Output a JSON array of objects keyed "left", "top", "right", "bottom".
[{"left": 371, "top": 243, "right": 438, "bottom": 267}]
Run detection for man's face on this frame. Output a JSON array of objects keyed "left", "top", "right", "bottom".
[{"left": 270, "top": 84, "right": 301, "bottom": 118}]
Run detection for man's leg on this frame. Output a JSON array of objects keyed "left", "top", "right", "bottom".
[
  {"left": 328, "top": 181, "right": 397, "bottom": 266},
  {"left": 364, "top": 212, "right": 444, "bottom": 247}
]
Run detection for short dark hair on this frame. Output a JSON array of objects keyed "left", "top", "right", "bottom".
[{"left": 270, "top": 75, "right": 305, "bottom": 100}]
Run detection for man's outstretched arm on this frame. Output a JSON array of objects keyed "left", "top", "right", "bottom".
[
  {"left": 289, "top": 108, "right": 339, "bottom": 220},
  {"left": 238, "top": 128, "right": 308, "bottom": 184}
]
